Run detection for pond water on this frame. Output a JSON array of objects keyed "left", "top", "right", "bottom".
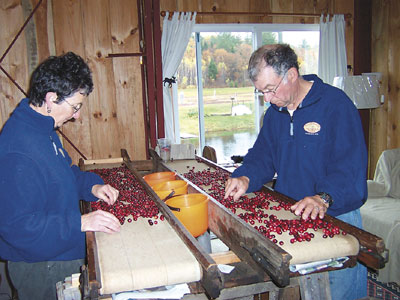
[{"left": 181, "top": 130, "right": 259, "bottom": 163}]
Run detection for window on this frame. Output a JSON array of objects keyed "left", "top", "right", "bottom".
[{"left": 176, "top": 24, "right": 319, "bottom": 163}]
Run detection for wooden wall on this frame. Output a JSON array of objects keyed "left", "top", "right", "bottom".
[
  {"left": 370, "top": 0, "right": 400, "bottom": 177},
  {"left": 160, "top": 0, "right": 355, "bottom": 73},
  {"left": 9, "top": 0, "right": 399, "bottom": 172},
  {"left": 0, "top": 0, "right": 146, "bottom": 164}
]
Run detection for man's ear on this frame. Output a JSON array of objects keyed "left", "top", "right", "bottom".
[{"left": 287, "top": 67, "right": 299, "bottom": 83}]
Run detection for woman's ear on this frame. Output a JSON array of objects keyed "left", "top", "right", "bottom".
[
  {"left": 45, "top": 92, "right": 57, "bottom": 103},
  {"left": 44, "top": 92, "right": 57, "bottom": 113}
]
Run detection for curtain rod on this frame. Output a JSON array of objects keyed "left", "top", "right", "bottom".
[{"left": 160, "top": 11, "right": 352, "bottom": 20}]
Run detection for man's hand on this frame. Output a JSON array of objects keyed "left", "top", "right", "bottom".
[
  {"left": 224, "top": 176, "right": 250, "bottom": 201},
  {"left": 290, "top": 195, "right": 329, "bottom": 220},
  {"left": 81, "top": 210, "right": 121, "bottom": 233},
  {"left": 92, "top": 184, "right": 119, "bottom": 205}
]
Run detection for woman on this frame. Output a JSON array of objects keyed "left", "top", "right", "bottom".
[{"left": 0, "top": 52, "right": 121, "bottom": 299}]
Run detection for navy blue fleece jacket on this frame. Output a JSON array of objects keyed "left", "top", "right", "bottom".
[
  {"left": 0, "top": 99, "right": 103, "bottom": 262},
  {"left": 232, "top": 74, "right": 368, "bottom": 217}
]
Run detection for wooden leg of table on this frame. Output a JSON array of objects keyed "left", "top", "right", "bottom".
[
  {"left": 278, "top": 285, "right": 301, "bottom": 300},
  {"left": 298, "top": 272, "right": 331, "bottom": 300}
]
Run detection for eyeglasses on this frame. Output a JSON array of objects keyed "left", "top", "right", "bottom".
[
  {"left": 64, "top": 99, "right": 83, "bottom": 114},
  {"left": 255, "top": 70, "right": 287, "bottom": 96}
]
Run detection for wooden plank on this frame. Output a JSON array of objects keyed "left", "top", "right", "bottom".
[
  {"left": 109, "top": 0, "right": 146, "bottom": 160},
  {"left": 81, "top": 0, "right": 121, "bottom": 160},
  {"left": 83, "top": 157, "right": 123, "bottom": 165},
  {"left": 51, "top": 0, "right": 92, "bottom": 161},
  {"left": 271, "top": 0, "right": 294, "bottom": 24},
  {"left": 153, "top": 0, "right": 165, "bottom": 143},
  {"left": 30, "top": 0, "right": 50, "bottom": 62},
  {"left": 0, "top": 0, "right": 29, "bottom": 125},
  {"left": 370, "top": 0, "right": 390, "bottom": 177},
  {"left": 206, "top": 188, "right": 291, "bottom": 287},
  {"left": 182, "top": 156, "right": 386, "bottom": 271},
  {"left": 82, "top": 158, "right": 224, "bottom": 298},
  {"left": 387, "top": 1, "right": 400, "bottom": 148},
  {"left": 143, "top": 0, "right": 157, "bottom": 147},
  {"left": 161, "top": 158, "right": 292, "bottom": 287},
  {"left": 293, "top": 0, "right": 316, "bottom": 24},
  {"left": 298, "top": 272, "right": 331, "bottom": 300},
  {"left": 21, "top": 0, "right": 38, "bottom": 75},
  {"left": 249, "top": 0, "right": 273, "bottom": 24},
  {"left": 210, "top": 251, "right": 241, "bottom": 265},
  {"left": 255, "top": 187, "right": 386, "bottom": 270}
]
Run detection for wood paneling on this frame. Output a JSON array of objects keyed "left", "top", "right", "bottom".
[
  {"left": 0, "top": 0, "right": 29, "bottom": 126},
  {"left": 0, "top": 0, "right": 147, "bottom": 163},
  {"left": 370, "top": 0, "right": 400, "bottom": 177},
  {"left": 0, "top": 0, "right": 372, "bottom": 167},
  {"left": 159, "top": 0, "right": 353, "bottom": 60},
  {"left": 52, "top": 0, "right": 93, "bottom": 161},
  {"left": 81, "top": 0, "right": 120, "bottom": 161},
  {"left": 109, "top": 0, "right": 146, "bottom": 161}
]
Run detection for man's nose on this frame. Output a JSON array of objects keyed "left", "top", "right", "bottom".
[{"left": 263, "top": 93, "right": 274, "bottom": 102}]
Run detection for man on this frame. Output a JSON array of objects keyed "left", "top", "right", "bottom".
[
  {"left": 225, "top": 44, "right": 367, "bottom": 300},
  {"left": 0, "top": 52, "right": 121, "bottom": 299}
]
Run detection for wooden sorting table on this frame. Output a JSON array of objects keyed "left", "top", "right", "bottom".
[{"left": 80, "top": 150, "right": 386, "bottom": 300}]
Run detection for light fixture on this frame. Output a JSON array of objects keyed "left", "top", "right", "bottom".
[{"left": 332, "top": 75, "right": 381, "bottom": 109}]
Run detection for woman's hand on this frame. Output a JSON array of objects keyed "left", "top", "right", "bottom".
[
  {"left": 81, "top": 210, "right": 121, "bottom": 233},
  {"left": 92, "top": 184, "right": 119, "bottom": 205}
]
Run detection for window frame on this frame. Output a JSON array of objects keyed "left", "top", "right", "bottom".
[{"left": 177, "top": 23, "right": 320, "bottom": 156}]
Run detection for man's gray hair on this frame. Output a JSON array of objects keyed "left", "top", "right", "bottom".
[{"left": 248, "top": 44, "right": 299, "bottom": 82}]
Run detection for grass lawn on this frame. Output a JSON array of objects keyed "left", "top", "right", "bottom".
[
  {"left": 179, "top": 101, "right": 256, "bottom": 134},
  {"left": 179, "top": 86, "right": 254, "bottom": 99}
]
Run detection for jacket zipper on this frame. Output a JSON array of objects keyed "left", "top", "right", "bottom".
[
  {"left": 49, "top": 136, "right": 58, "bottom": 155},
  {"left": 289, "top": 114, "right": 294, "bottom": 136}
]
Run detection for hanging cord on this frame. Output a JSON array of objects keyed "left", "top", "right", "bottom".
[
  {"left": 0, "top": 65, "right": 28, "bottom": 97},
  {"left": 57, "top": 129, "right": 87, "bottom": 160}
]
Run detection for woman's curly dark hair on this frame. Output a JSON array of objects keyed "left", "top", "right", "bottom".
[{"left": 28, "top": 52, "right": 93, "bottom": 106}]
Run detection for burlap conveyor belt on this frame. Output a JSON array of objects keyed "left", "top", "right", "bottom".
[
  {"left": 95, "top": 217, "right": 201, "bottom": 295},
  {"left": 166, "top": 159, "right": 359, "bottom": 265}
]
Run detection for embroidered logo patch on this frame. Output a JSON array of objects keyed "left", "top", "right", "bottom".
[{"left": 304, "top": 122, "right": 321, "bottom": 134}]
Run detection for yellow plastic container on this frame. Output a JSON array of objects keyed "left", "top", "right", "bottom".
[
  {"left": 166, "top": 193, "right": 209, "bottom": 237},
  {"left": 152, "top": 180, "right": 188, "bottom": 200},
  {"left": 143, "top": 171, "right": 175, "bottom": 187}
]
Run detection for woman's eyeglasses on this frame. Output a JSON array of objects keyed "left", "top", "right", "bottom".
[{"left": 64, "top": 100, "right": 83, "bottom": 113}]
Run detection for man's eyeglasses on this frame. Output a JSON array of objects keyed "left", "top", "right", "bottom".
[
  {"left": 255, "top": 70, "right": 287, "bottom": 96},
  {"left": 64, "top": 99, "right": 83, "bottom": 113}
]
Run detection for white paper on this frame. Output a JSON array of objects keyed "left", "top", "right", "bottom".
[
  {"left": 217, "top": 264, "right": 235, "bottom": 274},
  {"left": 112, "top": 283, "right": 190, "bottom": 300}
]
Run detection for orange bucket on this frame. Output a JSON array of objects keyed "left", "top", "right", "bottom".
[
  {"left": 143, "top": 171, "right": 175, "bottom": 187},
  {"left": 152, "top": 180, "right": 188, "bottom": 200},
  {"left": 166, "top": 193, "right": 209, "bottom": 237}
]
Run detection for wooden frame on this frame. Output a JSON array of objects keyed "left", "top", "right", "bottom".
[{"left": 79, "top": 150, "right": 386, "bottom": 299}]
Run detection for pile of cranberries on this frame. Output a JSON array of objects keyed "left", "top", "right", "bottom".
[
  {"left": 182, "top": 162, "right": 346, "bottom": 246},
  {"left": 90, "top": 166, "right": 165, "bottom": 225},
  {"left": 89, "top": 163, "right": 346, "bottom": 246}
]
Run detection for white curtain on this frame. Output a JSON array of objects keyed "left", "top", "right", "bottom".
[
  {"left": 161, "top": 11, "right": 196, "bottom": 144},
  {"left": 318, "top": 14, "right": 347, "bottom": 85}
]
